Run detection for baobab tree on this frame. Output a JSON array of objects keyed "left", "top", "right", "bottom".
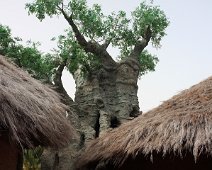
[
  {"left": 26, "top": 0, "right": 169, "bottom": 140},
  {"left": 26, "top": 0, "right": 169, "bottom": 169}
]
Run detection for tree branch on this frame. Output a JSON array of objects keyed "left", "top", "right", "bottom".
[
  {"left": 53, "top": 58, "right": 68, "bottom": 96},
  {"left": 57, "top": 6, "right": 88, "bottom": 48},
  {"left": 101, "top": 39, "right": 111, "bottom": 50},
  {"left": 129, "top": 25, "right": 152, "bottom": 60},
  {"left": 57, "top": 5, "right": 116, "bottom": 67}
]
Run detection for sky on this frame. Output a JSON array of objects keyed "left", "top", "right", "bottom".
[{"left": 0, "top": 0, "right": 211, "bottom": 112}]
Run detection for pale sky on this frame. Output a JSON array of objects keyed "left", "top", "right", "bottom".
[{"left": 0, "top": 0, "right": 211, "bottom": 112}]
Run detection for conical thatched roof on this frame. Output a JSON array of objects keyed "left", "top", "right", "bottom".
[
  {"left": 0, "top": 55, "right": 74, "bottom": 148},
  {"left": 77, "top": 76, "right": 212, "bottom": 168}
]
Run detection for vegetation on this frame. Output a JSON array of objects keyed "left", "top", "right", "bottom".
[
  {"left": 26, "top": 0, "right": 169, "bottom": 77},
  {"left": 23, "top": 147, "right": 43, "bottom": 170},
  {"left": 1, "top": 0, "right": 169, "bottom": 169},
  {"left": 0, "top": 24, "right": 48, "bottom": 169},
  {"left": 0, "top": 24, "right": 56, "bottom": 83},
  {"left": 1, "top": 0, "right": 169, "bottom": 80}
]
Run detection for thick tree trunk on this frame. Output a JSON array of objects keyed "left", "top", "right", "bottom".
[
  {"left": 41, "top": 8, "right": 150, "bottom": 170},
  {"left": 74, "top": 57, "right": 141, "bottom": 142},
  {"left": 41, "top": 58, "right": 141, "bottom": 170}
]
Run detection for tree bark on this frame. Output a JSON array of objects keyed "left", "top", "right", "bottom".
[
  {"left": 73, "top": 26, "right": 153, "bottom": 141},
  {"left": 74, "top": 56, "right": 141, "bottom": 142}
]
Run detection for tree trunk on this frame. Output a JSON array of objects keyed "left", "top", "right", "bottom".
[
  {"left": 41, "top": 8, "right": 150, "bottom": 169},
  {"left": 41, "top": 58, "right": 141, "bottom": 170},
  {"left": 74, "top": 57, "right": 141, "bottom": 142}
]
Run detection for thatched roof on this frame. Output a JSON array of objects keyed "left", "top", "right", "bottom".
[
  {"left": 77, "top": 76, "right": 212, "bottom": 168},
  {"left": 0, "top": 55, "right": 74, "bottom": 148}
]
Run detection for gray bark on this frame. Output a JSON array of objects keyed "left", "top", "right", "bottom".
[
  {"left": 74, "top": 57, "right": 141, "bottom": 142},
  {"left": 41, "top": 57, "right": 142, "bottom": 170}
]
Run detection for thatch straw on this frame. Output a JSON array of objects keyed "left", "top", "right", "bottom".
[
  {"left": 0, "top": 55, "right": 74, "bottom": 148},
  {"left": 77, "top": 76, "right": 212, "bottom": 168}
]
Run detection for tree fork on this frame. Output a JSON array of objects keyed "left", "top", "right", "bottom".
[
  {"left": 129, "top": 25, "right": 152, "bottom": 61},
  {"left": 57, "top": 5, "right": 116, "bottom": 68}
]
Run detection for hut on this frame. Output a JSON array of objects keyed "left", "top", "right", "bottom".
[
  {"left": 77, "top": 76, "right": 212, "bottom": 170},
  {"left": 0, "top": 55, "right": 74, "bottom": 170}
]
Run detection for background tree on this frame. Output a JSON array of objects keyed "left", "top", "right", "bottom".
[
  {"left": 0, "top": 24, "right": 56, "bottom": 83},
  {"left": 26, "top": 0, "right": 169, "bottom": 139}
]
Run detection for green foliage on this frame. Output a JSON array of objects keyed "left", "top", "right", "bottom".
[
  {"left": 26, "top": 0, "right": 62, "bottom": 20},
  {"left": 118, "top": 49, "right": 159, "bottom": 76},
  {"left": 71, "top": 1, "right": 105, "bottom": 41},
  {"left": 0, "top": 25, "right": 14, "bottom": 55},
  {"left": 0, "top": 24, "right": 57, "bottom": 82},
  {"left": 26, "top": 0, "right": 169, "bottom": 76},
  {"left": 132, "top": 2, "right": 169, "bottom": 48},
  {"left": 139, "top": 50, "right": 159, "bottom": 76},
  {"left": 23, "top": 146, "right": 43, "bottom": 170},
  {"left": 52, "top": 29, "right": 100, "bottom": 75}
]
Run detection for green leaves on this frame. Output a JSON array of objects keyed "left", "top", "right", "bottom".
[
  {"left": 52, "top": 29, "right": 100, "bottom": 76},
  {"left": 139, "top": 50, "right": 159, "bottom": 76},
  {"left": 0, "top": 24, "right": 57, "bottom": 83},
  {"left": 25, "top": 0, "right": 169, "bottom": 50},
  {"left": 25, "top": 0, "right": 169, "bottom": 76},
  {"left": 0, "top": 25, "right": 14, "bottom": 55},
  {"left": 23, "top": 146, "right": 44, "bottom": 170},
  {"left": 132, "top": 2, "right": 170, "bottom": 48},
  {"left": 69, "top": 0, "right": 105, "bottom": 41},
  {"left": 107, "top": 11, "right": 134, "bottom": 46},
  {"left": 26, "top": 0, "right": 62, "bottom": 20}
]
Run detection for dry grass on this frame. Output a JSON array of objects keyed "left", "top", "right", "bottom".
[
  {"left": 77, "top": 76, "right": 212, "bottom": 168},
  {"left": 0, "top": 55, "right": 74, "bottom": 148}
]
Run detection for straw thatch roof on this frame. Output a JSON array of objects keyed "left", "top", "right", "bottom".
[
  {"left": 0, "top": 55, "right": 74, "bottom": 148},
  {"left": 77, "top": 76, "right": 212, "bottom": 168}
]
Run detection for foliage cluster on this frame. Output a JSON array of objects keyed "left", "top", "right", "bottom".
[
  {"left": 26, "top": 0, "right": 169, "bottom": 76},
  {"left": 1, "top": 0, "right": 170, "bottom": 78},
  {"left": 0, "top": 24, "right": 56, "bottom": 82},
  {"left": 23, "top": 146, "right": 43, "bottom": 170}
]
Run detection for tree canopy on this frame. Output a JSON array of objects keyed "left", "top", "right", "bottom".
[{"left": 26, "top": 0, "right": 169, "bottom": 76}]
